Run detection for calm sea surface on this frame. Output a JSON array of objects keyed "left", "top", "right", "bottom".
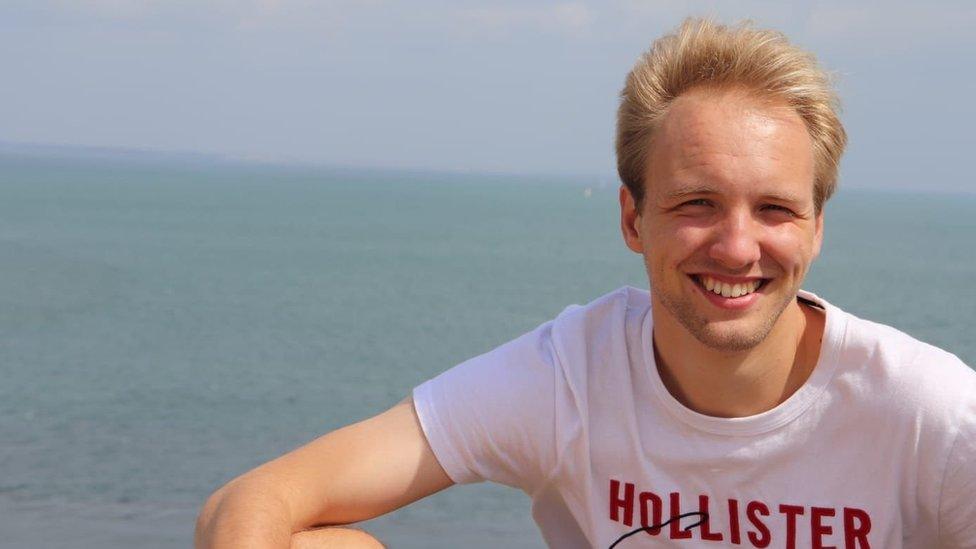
[{"left": 2, "top": 155, "right": 974, "bottom": 548}]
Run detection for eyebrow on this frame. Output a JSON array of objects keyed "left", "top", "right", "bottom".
[
  {"left": 662, "top": 184, "right": 806, "bottom": 204},
  {"left": 662, "top": 185, "right": 720, "bottom": 200}
]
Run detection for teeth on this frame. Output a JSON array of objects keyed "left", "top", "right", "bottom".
[{"left": 699, "top": 276, "right": 762, "bottom": 298}]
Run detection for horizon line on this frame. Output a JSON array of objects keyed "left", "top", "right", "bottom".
[{"left": 1, "top": 139, "right": 972, "bottom": 197}]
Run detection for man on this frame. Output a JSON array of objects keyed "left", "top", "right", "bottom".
[{"left": 195, "top": 18, "right": 976, "bottom": 548}]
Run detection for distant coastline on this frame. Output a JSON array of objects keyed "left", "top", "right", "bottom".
[{"left": 0, "top": 140, "right": 609, "bottom": 188}]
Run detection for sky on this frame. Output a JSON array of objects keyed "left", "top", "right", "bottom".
[{"left": 1, "top": 1, "right": 974, "bottom": 192}]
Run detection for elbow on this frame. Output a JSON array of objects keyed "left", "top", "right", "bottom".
[
  {"left": 193, "top": 476, "right": 294, "bottom": 549},
  {"left": 194, "top": 485, "right": 229, "bottom": 548}
]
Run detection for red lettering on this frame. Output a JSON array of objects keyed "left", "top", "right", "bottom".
[
  {"left": 779, "top": 504, "right": 805, "bottom": 549},
  {"left": 669, "top": 492, "right": 692, "bottom": 539},
  {"left": 609, "top": 479, "right": 634, "bottom": 526},
  {"left": 746, "top": 501, "right": 771, "bottom": 548},
  {"left": 698, "top": 494, "right": 723, "bottom": 541},
  {"left": 811, "top": 506, "right": 836, "bottom": 549},
  {"left": 843, "top": 507, "right": 872, "bottom": 549},
  {"left": 728, "top": 499, "right": 741, "bottom": 545},
  {"left": 639, "top": 491, "right": 663, "bottom": 536},
  {"left": 606, "top": 482, "right": 871, "bottom": 549}
]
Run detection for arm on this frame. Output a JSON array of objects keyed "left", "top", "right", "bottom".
[
  {"left": 194, "top": 396, "right": 454, "bottom": 549},
  {"left": 938, "top": 396, "right": 976, "bottom": 549}
]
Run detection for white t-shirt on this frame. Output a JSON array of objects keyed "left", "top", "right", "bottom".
[{"left": 412, "top": 286, "right": 976, "bottom": 548}]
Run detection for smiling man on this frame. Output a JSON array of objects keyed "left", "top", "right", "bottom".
[
  {"left": 196, "top": 19, "right": 976, "bottom": 549},
  {"left": 621, "top": 84, "right": 829, "bottom": 420}
]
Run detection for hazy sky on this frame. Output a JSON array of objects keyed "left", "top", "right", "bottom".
[{"left": 2, "top": 1, "right": 974, "bottom": 191}]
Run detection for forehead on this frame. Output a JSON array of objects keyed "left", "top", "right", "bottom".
[{"left": 644, "top": 87, "right": 815, "bottom": 203}]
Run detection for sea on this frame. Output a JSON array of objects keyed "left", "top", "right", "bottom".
[{"left": 1, "top": 153, "right": 974, "bottom": 548}]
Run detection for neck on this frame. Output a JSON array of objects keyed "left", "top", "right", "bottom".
[{"left": 651, "top": 298, "right": 825, "bottom": 418}]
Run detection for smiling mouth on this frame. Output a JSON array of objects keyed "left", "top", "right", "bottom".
[{"left": 690, "top": 274, "right": 770, "bottom": 299}]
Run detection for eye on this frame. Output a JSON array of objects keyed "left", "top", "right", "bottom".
[
  {"left": 681, "top": 199, "right": 712, "bottom": 207},
  {"left": 761, "top": 204, "right": 796, "bottom": 216}
]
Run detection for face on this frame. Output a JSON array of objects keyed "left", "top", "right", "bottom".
[{"left": 620, "top": 87, "right": 824, "bottom": 352}]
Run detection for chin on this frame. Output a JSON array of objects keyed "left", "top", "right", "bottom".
[
  {"left": 664, "top": 296, "right": 781, "bottom": 352},
  {"left": 690, "top": 323, "right": 770, "bottom": 352}
]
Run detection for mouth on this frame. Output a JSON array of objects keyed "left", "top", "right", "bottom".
[{"left": 688, "top": 274, "right": 771, "bottom": 309}]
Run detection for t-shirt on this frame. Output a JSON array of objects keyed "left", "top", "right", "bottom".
[{"left": 412, "top": 286, "right": 976, "bottom": 548}]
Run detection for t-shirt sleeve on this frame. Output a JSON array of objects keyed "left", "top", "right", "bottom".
[
  {"left": 938, "top": 387, "right": 976, "bottom": 548},
  {"left": 412, "top": 319, "right": 559, "bottom": 494}
]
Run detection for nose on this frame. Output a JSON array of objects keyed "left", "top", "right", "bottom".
[{"left": 708, "top": 208, "right": 762, "bottom": 270}]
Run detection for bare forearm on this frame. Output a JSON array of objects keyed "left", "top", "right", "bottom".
[
  {"left": 196, "top": 396, "right": 444, "bottom": 548},
  {"left": 195, "top": 480, "right": 293, "bottom": 549}
]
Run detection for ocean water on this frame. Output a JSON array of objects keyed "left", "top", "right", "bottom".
[{"left": 1, "top": 155, "right": 974, "bottom": 548}]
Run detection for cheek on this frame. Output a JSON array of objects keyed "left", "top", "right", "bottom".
[
  {"left": 763, "top": 226, "right": 818, "bottom": 269},
  {"left": 648, "top": 221, "right": 711, "bottom": 256},
  {"left": 645, "top": 227, "right": 710, "bottom": 282}
]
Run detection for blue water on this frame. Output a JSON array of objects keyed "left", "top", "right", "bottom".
[{"left": 1, "top": 154, "right": 973, "bottom": 548}]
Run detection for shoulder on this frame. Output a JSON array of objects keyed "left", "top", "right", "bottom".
[
  {"left": 823, "top": 296, "right": 976, "bottom": 430},
  {"left": 552, "top": 286, "right": 647, "bottom": 329},
  {"left": 839, "top": 308, "right": 974, "bottom": 395},
  {"left": 549, "top": 286, "right": 647, "bottom": 356}
]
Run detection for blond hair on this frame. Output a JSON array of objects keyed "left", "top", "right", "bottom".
[{"left": 616, "top": 18, "right": 847, "bottom": 214}]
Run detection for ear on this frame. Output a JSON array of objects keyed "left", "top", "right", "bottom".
[
  {"left": 619, "top": 185, "right": 644, "bottom": 254},
  {"left": 811, "top": 209, "right": 824, "bottom": 259}
]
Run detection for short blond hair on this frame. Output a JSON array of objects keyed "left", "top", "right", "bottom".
[{"left": 616, "top": 18, "right": 847, "bottom": 214}]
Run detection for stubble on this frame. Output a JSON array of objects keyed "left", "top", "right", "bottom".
[{"left": 647, "top": 260, "right": 797, "bottom": 352}]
